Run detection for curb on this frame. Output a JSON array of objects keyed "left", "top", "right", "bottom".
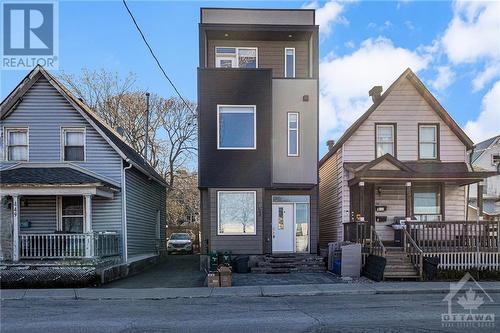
[{"left": 2, "top": 283, "right": 500, "bottom": 300}]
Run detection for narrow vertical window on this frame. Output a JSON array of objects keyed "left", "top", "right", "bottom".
[
  {"left": 419, "top": 124, "right": 438, "bottom": 159},
  {"left": 375, "top": 124, "right": 395, "bottom": 157},
  {"left": 285, "top": 48, "right": 295, "bottom": 78},
  {"left": 288, "top": 113, "right": 299, "bottom": 156},
  {"left": 61, "top": 196, "right": 84, "bottom": 233},
  {"left": 62, "top": 128, "right": 85, "bottom": 161},
  {"left": 6, "top": 128, "right": 28, "bottom": 161}
]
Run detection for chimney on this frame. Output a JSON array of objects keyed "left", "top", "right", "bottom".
[
  {"left": 369, "top": 86, "right": 383, "bottom": 103},
  {"left": 326, "top": 140, "right": 335, "bottom": 151}
]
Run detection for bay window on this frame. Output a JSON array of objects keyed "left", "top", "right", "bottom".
[
  {"left": 419, "top": 124, "right": 439, "bottom": 160},
  {"left": 215, "top": 47, "right": 258, "bottom": 69},
  {"left": 217, "top": 105, "right": 256, "bottom": 149},
  {"left": 217, "top": 191, "right": 256, "bottom": 235},
  {"left": 413, "top": 184, "right": 442, "bottom": 221},
  {"left": 376, "top": 124, "right": 395, "bottom": 157},
  {"left": 62, "top": 128, "right": 85, "bottom": 161}
]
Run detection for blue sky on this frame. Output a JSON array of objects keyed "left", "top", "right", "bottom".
[{"left": 1, "top": 0, "right": 499, "bottom": 158}]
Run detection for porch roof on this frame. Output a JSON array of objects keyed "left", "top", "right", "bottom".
[
  {"left": 345, "top": 154, "right": 497, "bottom": 186},
  {"left": 0, "top": 167, "right": 119, "bottom": 198}
]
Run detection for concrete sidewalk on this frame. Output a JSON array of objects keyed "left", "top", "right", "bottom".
[{"left": 2, "top": 281, "right": 500, "bottom": 300}]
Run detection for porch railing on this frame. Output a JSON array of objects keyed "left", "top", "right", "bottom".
[
  {"left": 344, "top": 221, "right": 385, "bottom": 257},
  {"left": 19, "top": 232, "right": 120, "bottom": 259},
  {"left": 405, "top": 220, "right": 499, "bottom": 252},
  {"left": 403, "top": 228, "right": 423, "bottom": 278}
]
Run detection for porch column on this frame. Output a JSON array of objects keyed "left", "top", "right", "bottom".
[
  {"left": 359, "top": 182, "right": 365, "bottom": 222},
  {"left": 405, "top": 182, "right": 412, "bottom": 220},
  {"left": 12, "top": 195, "right": 20, "bottom": 262},
  {"left": 477, "top": 181, "right": 484, "bottom": 220},
  {"left": 84, "top": 194, "right": 94, "bottom": 258}
]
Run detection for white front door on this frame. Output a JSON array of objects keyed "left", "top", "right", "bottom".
[{"left": 272, "top": 203, "right": 294, "bottom": 252}]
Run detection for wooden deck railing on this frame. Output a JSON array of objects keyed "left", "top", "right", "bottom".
[
  {"left": 403, "top": 228, "right": 423, "bottom": 278},
  {"left": 405, "top": 220, "right": 499, "bottom": 252},
  {"left": 344, "top": 221, "right": 385, "bottom": 257},
  {"left": 19, "top": 233, "right": 120, "bottom": 259}
]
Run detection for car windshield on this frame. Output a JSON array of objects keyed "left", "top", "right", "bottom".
[{"left": 170, "top": 234, "right": 191, "bottom": 240}]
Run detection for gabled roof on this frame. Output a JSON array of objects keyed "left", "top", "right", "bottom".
[
  {"left": 319, "top": 68, "right": 474, "bottom": 166},
  {"left": 470, "top": 135, "right": 500, "bottom": 164},
  {"left": 0, "top": 66, "right": 166, "bottom": 187}
]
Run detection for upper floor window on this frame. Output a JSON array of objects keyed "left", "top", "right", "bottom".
[
  {"left": 419, "top": 124, "right": 439, "bottom": 160},
  {"left": 492, "top": 154, "right": 500, "bottom": 166},
  {"left": 288, "top": 113, "right": 299, "bottom": 156},
  {"left": 62, "top": 128, "right": 85, "bottom": 161},
  {"left": 217, "top": 105, "right": 256, "bottom": 150},
  {"left": 375, "top": 124, "right": 395, "bottom": 158},
  {"left": 5, "top": 128, "right": 28, "bottom": 161},
  {"left": 284, "top": 48, "right": 295, "bottom": 78},
  {"left": 215, "top": 47, "right": 258, "bottom": 69}
]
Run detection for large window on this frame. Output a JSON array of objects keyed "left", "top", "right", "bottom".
[
  {"left": 61, "top": 196, "right": 84, "bottom": 233},
  {"left": 217, "top": 191, "right": 256, "bottom": 235},
  {"left": 215, "top": 47, "right": 258, "bottom": 69},
  {"left": 217, "top": 105, "right": 256, "bottom": 149},
  {"left": 376, "top": 124, "right": 395, "bottom": 157},
  {"left": 288, "top": 113, "right": 299, "bottom": 156},
  {"left": 413, "top": 185, "right": 441, "bottom": 221},
  {"left": 419, "top": 124, "right": 438, "bottom": 160},
  {"left": 5, "top": 128, "right": 28, "bottom": 161},
  {"left": 62, "top": 128, "right": 85, "bottom": 161},
  {"left": 284, "top": 48, "right": 295, "bottom": 78}
]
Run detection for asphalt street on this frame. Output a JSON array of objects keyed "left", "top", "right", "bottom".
[{"left": 2, "top": 293, "right": 499, "bottom": 332}]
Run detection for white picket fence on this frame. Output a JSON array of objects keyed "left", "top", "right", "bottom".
[{"left": 423, "top": 252, "right": 500, "bottom": 270}]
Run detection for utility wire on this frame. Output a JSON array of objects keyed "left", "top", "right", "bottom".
[{"left": 122, "top": 0, "right": 193, "bottom": 112}]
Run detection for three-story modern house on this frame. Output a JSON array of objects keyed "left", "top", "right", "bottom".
[
  {"left": 198, "top": 8, "right": 319, "bottom": 259},
  {"left": 0, "top": 66, "right": 167, "bottom": 284},
  {"left": 319, "top": 68, "right": 497, "bottom": 279}
]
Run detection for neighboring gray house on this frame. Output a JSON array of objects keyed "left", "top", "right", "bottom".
[
  {"left": 0, "top": 66, "right": 167, "bottom": 267},
  {"left": 468, "top": 135, "right": 500, "bottom": 220}
]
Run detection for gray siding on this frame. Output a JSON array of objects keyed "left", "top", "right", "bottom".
[
  {"left": 207, "top": 40, "right": 310, "bottom": 78},
  {"left": 201, "top": 8, "right": 315, "bottom": 26},
  {"left": 272, "top": 79, "right": 318, "bottom": 184},
  {"left": 208, "top": 188, "right": 264, "bottom": 255},
  {"left": 19, "top": 196, "right": 57, "bottom": 234},
  {"left": 92, "top": 192, "right": 123, "bottom": 235},
  {"left": 0, "top": 76, "right": 123, "bottom": 184},
  {"left": 126, "top": 167, "right": 166, "bottom": 256}
]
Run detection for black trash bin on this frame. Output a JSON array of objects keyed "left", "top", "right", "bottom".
[
  {"left": 232, "top": 256, "right": 250, "bottom": 273},
  {"left": 423, "top": 256, "right": 440, "bottom": 280}
]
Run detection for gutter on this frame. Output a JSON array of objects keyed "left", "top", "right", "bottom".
[{"left": 121, "top": 159, "right": 133, "bottom": 263}]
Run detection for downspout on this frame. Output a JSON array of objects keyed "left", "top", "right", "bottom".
[
  {"left": 466, "top": 146, "right": 475, "bottom": 221},
  {"left": 122, "top": 159, "right": 133, "bottom": 263}
]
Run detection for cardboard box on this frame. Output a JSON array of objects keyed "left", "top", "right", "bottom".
[
  {"left": 207, "top": 272, "right": 219, "bottom": 288},
  {"left": 218, "top": 266, "right": 232, "bottom": 287}
]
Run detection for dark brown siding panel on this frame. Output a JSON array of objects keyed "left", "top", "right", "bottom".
[
  {"left": 198, "top": 68, "right": 272, "bottom": 188},
  {"left": 207, "top": 40, "right": 310, "bottom": 78},
  {"left": 200, "top": 188, "right": 210, "bottom": 254}
]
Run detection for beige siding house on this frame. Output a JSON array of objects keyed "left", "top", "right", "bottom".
[{"left": 319, "top": 69, "right": 498, "bottom": 278}]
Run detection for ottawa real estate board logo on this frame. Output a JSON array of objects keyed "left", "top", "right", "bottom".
[
  {"left": 1, "top": 1, "right": 58, "bottom": 69},
  {"left": 442, "top": 273, "right": 495, "bottom": 329}
]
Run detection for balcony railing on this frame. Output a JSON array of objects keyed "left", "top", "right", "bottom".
[{"left": 19, "top": 232, "right": 120, "bottom": 259}]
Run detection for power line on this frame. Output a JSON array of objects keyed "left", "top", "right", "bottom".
[{"left": 122, "top": 0, "right": 193, "bottom": 112}]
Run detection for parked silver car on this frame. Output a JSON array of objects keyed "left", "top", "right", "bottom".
[{"left": 167, "top": 233, "right": 193, "bottom": 254}]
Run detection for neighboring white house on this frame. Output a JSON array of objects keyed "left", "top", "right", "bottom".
[{"left": 468, "top": 135, "right": 500, "bottom": 220}]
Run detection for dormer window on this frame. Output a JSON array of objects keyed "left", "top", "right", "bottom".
[
  {"left": 5, "top": 128, "right": 28, "bottom": 161},
  {"left": 419, "top": 124, "right": 439, "bottom": 160},
  {"left": 215, "top": 47, "right": 258, "bottom": 68},
  {"left": 492, "top": 154, "right": 500, "bottom": 166},
  {"left": 62, "top": 128, "right": 85, "bottom": 161}
]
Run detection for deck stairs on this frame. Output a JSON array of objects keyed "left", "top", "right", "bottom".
[{"left": 383, "top": 247, "right": 420, "bottom": 280}]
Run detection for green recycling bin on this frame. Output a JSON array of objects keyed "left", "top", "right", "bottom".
[{"left": 209, "top": 251, "right": 218, "bottom": 271}]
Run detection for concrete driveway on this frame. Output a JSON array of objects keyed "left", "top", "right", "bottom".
[{"left": 102, "top": 254, "right": 205, "bottom": 288}]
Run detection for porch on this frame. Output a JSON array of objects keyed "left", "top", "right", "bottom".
[{"left": 0, "top": 166, "right": 121, "bottom": 262}]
